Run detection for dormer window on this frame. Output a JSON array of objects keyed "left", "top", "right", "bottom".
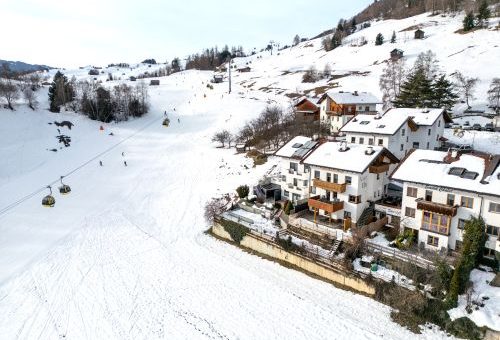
[
  {"left": 360, "top": 121, "right": 370, "bottom": 125},
  {"left": 376, "top": 124, "right": 385, "bottom": 128},
  {"left": 462, "top": 171, "right": 478, "bottom": 180},
  {"left": 449, "top": 167, "right": 465, "bottom": 176}
]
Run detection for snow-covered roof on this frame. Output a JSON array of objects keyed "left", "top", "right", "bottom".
[
  {"left": 304, "top": 142, "right": 389, "bottom": 173},
  {"left": 320, "top": 91, "right": 380, "bottom": 105},
  {"left": 275, "top": 136, "right": 313, "bottom": 159},
  {"left": 295, "top": 96, "right": 319, "bottom": 108},
  {"left": 391, "top": 150, "right": 500, "bottom": 197},
  {"left": 341, "top": 107, "right": 444, "bottom": 135}
]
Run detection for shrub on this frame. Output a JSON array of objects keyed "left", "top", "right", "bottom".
[
  {"left": 284, "top": 201, "right": 294, "bottom": 215},
  {"left": 276, "top": 235, "right": 305, "bottom": 254},
  {"left": 221, "top": 219, "right": 249, "bottom": 244},
  {"left": 236, "top": 185, "right": 250, "bottom": 199}
]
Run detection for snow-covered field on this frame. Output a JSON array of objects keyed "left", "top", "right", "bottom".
[{"left": 0, "top": 69, "right": 457, "bottom": 339}]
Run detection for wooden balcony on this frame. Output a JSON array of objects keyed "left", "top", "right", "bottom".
[
  {"left": 312, "top": 179, "right": 347, "bottom": 193},
  {"left": 416, "top": 199, "right": 458, "bottom": 217},
  {"left": 308, "top": 196, "right": 344, "bottom": 214},
  {"left": 369, "top": 163, "right": 390, "bottom": 174}
]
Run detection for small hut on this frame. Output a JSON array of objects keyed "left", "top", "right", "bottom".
[
  {"left": 150, "top": 79, "right": 160, "bottom": 86},
  {"left": 414, "top": 29, "right": 425, "bottom": 39},
  {"left": 212, "top": 74, "right": 224, "bottom": 83},
  {"left": 129, "top": 76, "right": 137, "bottom": 81},
  {"left": 390, "top": 49, "right": 404, "bottom": 61},
  {"left": 237, "top": 66, "right": 251, "bottom": 73}
]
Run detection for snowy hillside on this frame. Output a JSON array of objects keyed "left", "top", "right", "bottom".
[
  {"left": 229, "top": 13, "right": 500, "bottom": 105},
  {"left": 0, "top": 11, "right": 498, "bottom": 340}
]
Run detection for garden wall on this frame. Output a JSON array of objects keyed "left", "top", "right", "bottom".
[{"left": 212, "top": 222, "right": 375, "bottom": 295}]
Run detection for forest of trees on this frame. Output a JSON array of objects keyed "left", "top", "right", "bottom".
[
  {"left": 48, "top": 71, "right": 149, "bottom": 122},
  {"left": 184, "top": 45, "right": 245, "bottom": 71}
]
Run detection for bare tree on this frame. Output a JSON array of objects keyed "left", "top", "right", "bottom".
[
  {"left": 487, "top": 78, "right": 500, "bottom": 112},
  {"left": 0, "top": 79, "right": 19, "bottom": 110},
  {"left": 454, "top": 71, "right": 479, "bottom": 108},
  {"left": 379, "top": 59, "right": 407, "bottom": 109},
  {"left": 212, "top": 129, "right": 232, "bottom": 147},
  {"left": 323, "top": 63, "right": 332, "bottom": 78},
  {"left": 204, "top": 197, "right": 229, "bottom": 223},
  {"left": 293, "top": 34, "right": 301, "bottom": 46},
  {"left": 414, "top": 50, "right": 439, "bottom": 79},
  {"left": 23, "top": 87, "right": 38, "bottom": 110}
]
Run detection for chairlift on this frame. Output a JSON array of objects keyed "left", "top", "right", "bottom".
[
  {"left": 58, "top": 176, "right": 71, "bottom": 195},
  {"left": 162, "top": 118, "right": 170, "bottom": 127},
  {"left": 42, "top": 186, "right": 56, "bottom": 207}
]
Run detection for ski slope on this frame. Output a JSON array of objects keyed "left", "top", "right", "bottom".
[{"left": 0, "top": 66, "right": 457, "bottom": 339}]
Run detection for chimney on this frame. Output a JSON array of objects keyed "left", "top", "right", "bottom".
[
  {"left": 353, "top": 90, "right": 359, "bottom": 96},
  {"left": 444, "top": 149, "right": 460, "bottom": 163},
  {"left": 374, "top": 113, "right": 382, "bottom": 120},
  {"left": 365, "top": 146, "right": 374, "bottom": 155}
]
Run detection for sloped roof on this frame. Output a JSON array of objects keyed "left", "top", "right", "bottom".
[
  {"left": 304, "top": 142, "right": 397, "bottom": 173},
  {"left": 318, "top": 91, "right": 380, "bottom": 105},
  {"left": 341, "top": 108, "right": 445, "bottom": 135},
  {"left": 275, "top": 136, "right": 313, "bottom": 159},
  {"left": 391, "top": 149, "right": 500, "bottom": 197}
]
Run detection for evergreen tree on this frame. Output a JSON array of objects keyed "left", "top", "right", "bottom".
[
  {"left": 477, "top": 0, "right": 491, "bottom": 27},
  {"left": 392, "top": 67, "right": 434, "bottom": 107},
  {"left": 390, "top": 30, "right": 396, "bottom": 43},
  {"left": 463, "top": 11, "right": 475, "bottom": 31},
  {"left": 432, "top": 75, "right": 459, "bottom": 109},
  {"left": 375, "top": 33, "right": 384, "bottom": 45},
  {"left": 48, "top": 71, "right": 74, "bottom": 113}
]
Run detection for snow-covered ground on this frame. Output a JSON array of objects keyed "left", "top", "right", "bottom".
[
  {"left": 444, "top": 128, "right": 500, "bottom": 154},
  {"left": 0, "top": 69, "right": 458, "bottom": 339},
  {"left": 3, "top": 9, "right": 500, "bottom": 339},
  {"left": 448, "top": 269, "right": 500, "bottom": 331}
]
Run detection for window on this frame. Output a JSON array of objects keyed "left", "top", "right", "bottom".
[
  {"left": 407, "top": 186, "right": 417, "bottom": 197},
  {"left": 447, "top": 194, "right": 455, "bottom": 206},
  {"left": 348, "top": 195, "right": 361, "bottom": 204},
  {"left": 449, "top": 167, "right": 465, "bottom": 176},
  {"left": 462, "top": 171, "right": 478, "bottom": 180},
  {"left": 283, "top": 190, "right": 289, "bottom": 197},
  {"left": 400, "top": 144, "right": 404, "bottom": 151},
  {"left": 489, "top": 202, "right": 500, "bottom": 213},
  {"left": 314, "top": 170, "right": 320, "bottom": 179},
  {"left": 401, "top": 128, "right": 406, "bottom": 136},
  {"left": 359, "top": 137, "right": 365, "bottom": 144},
  {"left": 461, "top": 196, "right": 474, "bottom": 208},
  {"left": 427, "top": 235, "right": 439, "bottom": 247},
  {"left": 425, "top": 190, "right": 433, "bottom": 202},
  {"left": 365, "top": 106, "right": 370, "bottom": 111},
  {"left": 428, "top": 128, "right": 431, "bottom": 136},
  {"left": 405, "top": 207, "right": 415, "bottom": 218},
  {"left": 290, "top": 162, "right": 298, "bottom": 171},
  {"left": 458, "top": 218, "right": 466, "bottom": 230},
  {"left": 333, "top": 174, "right": 338, "bottom": 183},
  {"left": 360, "top": 121, "right": 370, "bottom": 125},
  {"left": 344, "top": 211, "right": 351, "bottom": 219},
  {"left": 422, "top": 211, "right": 450, "bottom": 234},
  {"left": 485, "top": 225, "right": 499, "bottom": 237},
  {"left": 412, "top": 142, "right": 420, "bottom": 148},
  {"left": 484, "top": 248, "right": 495, "bottom": 258},
  {"left": 368, "top": 138, "right": 374, "bottom": 145},
  {"left": 376, "top": 173, "right": 380, "bottom": 180},
  {"left": 345, "top": 176, "right": 352, "bottom": 184},
  {"left": 426, "top": 142, "right": 429, "bottom": 149},
  {"left": 406, "top": 136, "right": 409, "bottom": 142},
  {"left": 351, "top": 137, "right": 355, "bottom": 143},
  {"left": 310, "top": 186, "right": 316, "bottom": 194},
  {"left": 378, "top": 139, "right": 384, "bottom": 146},
  {"left": 326, "top": 173, "right": 331, "bottom": 182},
  {"left": 438, "top": 120, "right": 441, "bottom": 127},
  {"left": 293, "top": 178, "right": 298, "bottom": 186},
  {"left": 303, "top": 180, "right": 308, "bottom": 187}
]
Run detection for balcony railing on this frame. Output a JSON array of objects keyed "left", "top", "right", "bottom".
[
  {"left": 416, "top": 198, "right": 458, "bottom": 217},
  {"left": 308, "top": 196, "right": 344, "bottom": 213},
  {"left": 369, "top": 163, "right": 390, "bottom": 174},
  {"left": 312, "top": 179, "right": 347, "bottom": 193}
]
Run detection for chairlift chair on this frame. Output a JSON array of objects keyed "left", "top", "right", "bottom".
[
  {"left": 58, "top": 176, "right": 71, "bottom": 195},
  {"left": 42, "top": 186, "right": 56, "bottom": 207}
]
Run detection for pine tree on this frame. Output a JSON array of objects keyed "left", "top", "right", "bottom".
[
  {"left": 463, "top": 11, "right": 475, "bottom": 31},
  {"left": 48, "top": 71, "right": 74, "bottom": 113},
  {"left": 477, "top": 0, "right": 491, "bottom": 27},
  {"left": 390, "top": 30, "right": 396, "bottom": 43},
  {"left": 432, "top": 75, "right": 459, "bottom": 109},
  {"left": 393, "top": 67, "right": 434, "bottom": 108},
  {"left": 375, "top": 33, "right": 384, "bottom": 45}
]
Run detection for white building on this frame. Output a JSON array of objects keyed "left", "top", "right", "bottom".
[
  {"left": 317, "top": 91, "right": 380, "bottom": 133},
  {"left": 392, "top": 149, "right": 500, "bottom": 259},
  {"left": 341, "top": 108, "right": 450, "bottom": 159},
  {"left": 274, "top": 136, "right": 319, "bottom": 204},
  {"left": 303, "top": 141, "right": 399, "bottom": 228}
]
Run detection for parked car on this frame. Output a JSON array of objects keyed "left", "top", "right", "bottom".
[
  {"left": 472, "top": 123, "right": 482, "bottom": 131},
  {"left": 445, "top": 122, "right": 453, "bottom": 129},
  {"left": 484, "top": 123, "right": 494, "bottom": 131},
  {"left": 463, "top": 121, "right": 470, "bottom": 126},
  {"left": 451, "top": 123, "right": 461, "bottom": 129}
]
